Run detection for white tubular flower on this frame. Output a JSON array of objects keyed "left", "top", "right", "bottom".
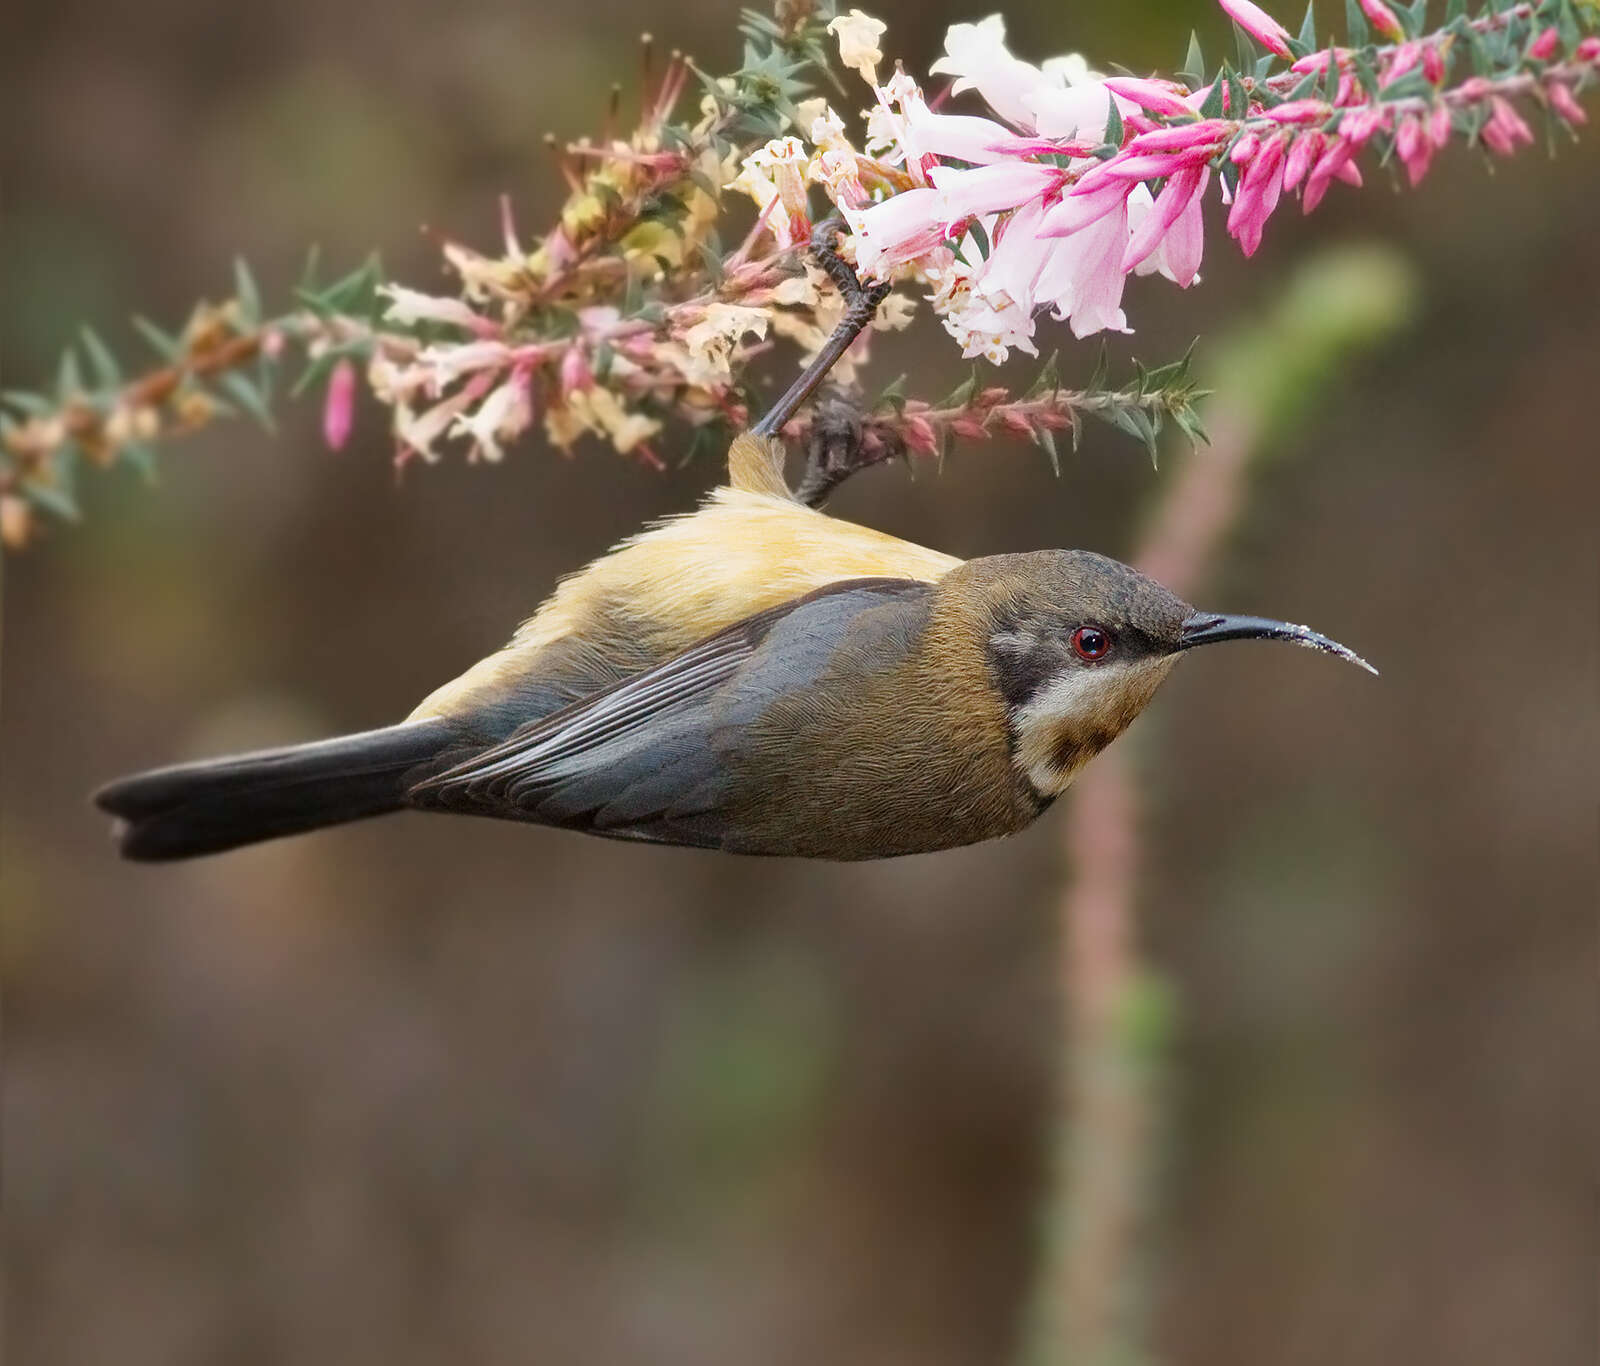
[
  {"left": 683, "top": 303, "right": 770, "bottom": 382},
  {"left": 827, "top": 10, "right": 888, "bottom": 83},
  {"left": 929, "top": 15, "right": 1053, "bottom": 131},
  {"left": 735, "top": 138, "right": 813, "bottom": 248},
  {"left": 449, "top": 372, "right": 532, "bottom": 463},
  {"left": 415, "top": 340, "right": 513, "bottom": 392},
  {"left": 377, "top": 285, "right": 483, "bottom": 331},
  {"left": 807, "top": 105, "right": 850, "bottom": 151}
]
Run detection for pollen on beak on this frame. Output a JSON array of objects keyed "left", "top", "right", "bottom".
[{"left": 1178, "top": 612, "right": 1378, "bottom": 675}]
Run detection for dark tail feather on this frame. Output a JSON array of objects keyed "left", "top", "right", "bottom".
[{"left": 94, "top": 720, "right": 458, "bottom": 861}]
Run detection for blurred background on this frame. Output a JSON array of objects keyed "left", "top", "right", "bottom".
[{"left": 3, "top": 1, "right": 1595, "bottom": 1363}]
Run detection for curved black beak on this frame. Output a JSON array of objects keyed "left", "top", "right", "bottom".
[{"left": 1178, "top": 612, "right": 1378, "bottom": 675}]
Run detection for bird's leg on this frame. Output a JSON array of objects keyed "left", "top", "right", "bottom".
[
  {"left": 751, "top": 216, "right": 891, "bottom": 441},
  {"left": 792, "top": 390, "right": 903, "bottom": 508}
]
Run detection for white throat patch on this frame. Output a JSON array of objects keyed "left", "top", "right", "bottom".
[{"left": 1012, "top": 656, "right": 1176, "bottom": 796}]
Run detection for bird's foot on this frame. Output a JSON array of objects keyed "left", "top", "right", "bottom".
[{"left": 793, "top": 391, "right": 903, "bottom": 509}]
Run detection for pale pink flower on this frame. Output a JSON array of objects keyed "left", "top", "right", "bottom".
[
  {"left": 1023, "top": 80, "right": 1124, "bottom": 142},
  {"left": 322, "top": 359, "right": 356, "bottom": 451},
  {"left": 930, "top": 160, "right": 1064, "bottom": 227},
  {"left": 846, "top": 187, "right": 948, "bottom": 280},
  {"left": 1215, "top": 0, "right": 1293, "bottom": 59},
  {"left": 1579, "top": 37, "right": 1600, "bottom": 61},
  {"left": 1042, "top": 196, "right": 1135, "bottom": 337}
]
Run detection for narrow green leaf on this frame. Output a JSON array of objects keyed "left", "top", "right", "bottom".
[
  {"left": 1234, "top": 20, "right": 1258, "bottom": 71},
  {"left": 967, "top": 218, "right": 991, "bottom": 261},
  {"left": 218, "top": 372, "right": 276, "bottom": 432},
  {"left": 56, "top": 350, "right": 84, "bottom": 403},
  {"left": 3, "top": 391, "right": 56, "bottom": 417},
  {"left": 1345, "top": 0, "right": 1370, "bottom": 46},
  {"left": 1104, "top": 97, "right": 1124, "bottom": 147},
  {"left": 1181, "top": 31, "right": 1206, "bottom": 85},
  {"left": 233, "top": 257, "right": 262, "bottom": 327},
  {"left": 132, "top": 315, "right": 183, "bottom": 360},
  {"left": 80, "top": 327, "right": 122, "bottom": 387},
  {"left": 1030, "top": 421, "right": 1060, "bottom": 476},
  {"left": 1022, "top": 350, "right": 1060, "bottom": 400},
  {"left": 874, "top": 374, "right": 908, "bottom": 414},
  {"left": 1299, "top": 1, "right": 1319, "bottom": 53},
  {"left": 24, "top": 476, "right": 81, "bottom": 522},
  {"left": 1199, "top": 72, "right": 1227, "bottom": 119},
  {"left": 1087, "top": 340, "right": 1111, "bottom": 394}
]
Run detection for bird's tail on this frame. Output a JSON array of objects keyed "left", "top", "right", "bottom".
[{"left": 93, "top": 720, "right": 458, "bottom": 861}]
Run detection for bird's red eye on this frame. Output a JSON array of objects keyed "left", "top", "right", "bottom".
[{"left": 1071, "top": 625, "right": 1112, "bottom": 661}]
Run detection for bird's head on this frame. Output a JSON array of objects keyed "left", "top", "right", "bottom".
[{"left": 963, "top": 550, "right": 1375, "bottom": 798}]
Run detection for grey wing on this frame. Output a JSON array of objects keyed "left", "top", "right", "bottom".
[{"left": 408, "top": 578, "right": 934, "bottom": 848}]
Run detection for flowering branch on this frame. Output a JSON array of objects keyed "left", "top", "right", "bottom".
[
  {"left": 784, "top": 2, "right": 1597, "bottom": 361},
  {"left": 5, "top": 0, "right": 1596, "bottom": 550},
  {"left": 789, "top": 346, "right": 1209, "bottom": 475}
]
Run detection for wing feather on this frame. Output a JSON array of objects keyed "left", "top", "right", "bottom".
[{"left": 410, "top": 578, "right": 931, "bottom": 843}]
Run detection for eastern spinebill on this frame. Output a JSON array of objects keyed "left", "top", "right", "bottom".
[{"left": 95, "top": 229, "right": 1375, "bottom": 862}]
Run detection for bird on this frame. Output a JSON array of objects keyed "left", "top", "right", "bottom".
[{"left": 94, "top": 226, "right": 1375, "bottom": 863}]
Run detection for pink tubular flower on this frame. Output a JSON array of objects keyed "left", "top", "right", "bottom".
[
  {"left": 1481, "top": 96, "right": 1534, "bottom": 157},
  {"left": 1227, "top": 132, "right": 1287, "bottom": 256},
  {"left": 559, "top": 345, "right": 594, "bottom": 395},
  {"left": 1281, "top": 130, "right": 1323, "bottom": 192},
  {"left": 322, "top": 359, "right": 356, "bottom": 451},
  {"left": 1103, "top": 77, "right": 1193, "bottom": 118},
  {"left": 1579, "top": 37, "right": 1600, "bottom": 61},
  {"left": 1422, "top": 43, "right": 1445, "bottom": 84},
  {"left": 1359, "top": 0, "right": 1406, "bottom": 43},
  {"left": 1216, "top": 0, "right": 1293, "bottom": 59},
  {"left": 1527, "top": 27, "right": 1560, "bottom": 62},
  {"left": 1394, "top": 116, "right": 1433, "bottom": 187},
  {"left": 1122, "top": 164, "right": 1208, "bottom": 277},
  {"left": 1547, "top": 81, "right": 1588, "bottom": 126},
  {"left": 1039, "top": 174, "right": 1136, "bottom": 237},
  {"left": 1125, "top": 120, "right": 1233, "bottom": 155},
  {"left": 1039, "top": 195, "right": 1135, "bottom": 337}
]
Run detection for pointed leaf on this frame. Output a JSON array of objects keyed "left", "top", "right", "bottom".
[
  {"left": 80, "top": 327, "right": 122, "bottom": 387},
  {"left": 233, "top": 257, "right": 262, "bottom": 326},
  {"left": 218, "top": 372, "right": 277, "bottom": 432}
]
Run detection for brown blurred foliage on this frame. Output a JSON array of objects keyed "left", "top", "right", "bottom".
[{"left": 3, "top": 2, "right": 1595, "bottom": 1364}]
